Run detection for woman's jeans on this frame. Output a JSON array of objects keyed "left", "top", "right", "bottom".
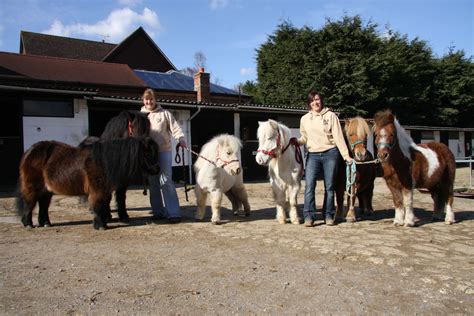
[
  {"left": 303, "top": 147, "right": 340, "bottom": 220},
  {"left": 148, "top": 151, "right": 181, "bottom": 218}
]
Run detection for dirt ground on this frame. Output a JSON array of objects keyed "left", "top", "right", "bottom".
[{"left": 0, "top": 168, "right": 473, "bottom": 315}]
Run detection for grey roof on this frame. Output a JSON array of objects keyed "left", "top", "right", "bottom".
[{"left": 134, "top": 70, "right": 245, "bottom": 96}]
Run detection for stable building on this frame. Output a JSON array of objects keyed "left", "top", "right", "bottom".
[{"left": 0, "top": 27, "right": 472, "bottom": 189}]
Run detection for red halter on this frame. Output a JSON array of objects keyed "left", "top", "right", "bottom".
[
  {"left": 127, "top": 119, "right": 133, "bottom": 137},
  {"left": 257, "top": 133, "right": 281, "bottom": 157}
]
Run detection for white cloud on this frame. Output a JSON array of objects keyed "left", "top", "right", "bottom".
[
  {"left": 42, "top": 7, "right": 162, "bottom": 42},
  {"left": 240, "top": 67, "right": 254, "bottom": 76},
  {"left": 210, "top": 0, "right": 230, "bottom": 10}
]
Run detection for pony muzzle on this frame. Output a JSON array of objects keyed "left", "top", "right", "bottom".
[
  {"left": 231, "top": 167, "right": 241, "bottom": 176},
  {"left": 377, "top": 151, "right": 390, "bottom": 161}
]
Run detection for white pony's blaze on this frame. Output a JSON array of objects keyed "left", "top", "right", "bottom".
[
  {"left": 256, "top": 121, "right": 280, "bottom": 166},
  {"left": 194, "top": 134, "right": 250, "bottom": 224},
  {"left": 256, "top": 120, "right": 302, "bottom": 225}
]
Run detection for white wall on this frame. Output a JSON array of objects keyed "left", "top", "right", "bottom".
[
  {"left": 169, "top": 109, "right": 191, "bottom": 167},
  {"left": 449, "top": 132, "right": 465, "bottom": 158},
  {"left": 22, "top": 99, "right": 88, "bottom": 151}
]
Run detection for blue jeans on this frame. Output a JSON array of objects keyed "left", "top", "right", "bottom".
[
  {"left": 303, "top": 147, "right": 340, "bottom": 220},
  {"left": 148, "top": 151, "right": 181, "bottom": 218}
]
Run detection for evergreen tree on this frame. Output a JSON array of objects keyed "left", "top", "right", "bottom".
[{"left": 243, "top": 15, "right": 474, "bottom": 126}]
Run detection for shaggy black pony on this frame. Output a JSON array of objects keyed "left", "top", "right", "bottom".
[
  {"left": 79, "top": 110, "right": 151, "bottom": 222},
  {"left": 17, "top": 137, "right": 159, "bottom": 230}
]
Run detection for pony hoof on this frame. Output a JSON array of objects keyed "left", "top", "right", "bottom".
[
  {"left": 93, "top": 222, "right": 108, "bottom": 230},
  {"left": 25, "top": 224, "right": 34, "bottom": 229},
  {"left": 403, "top": 222, "right": 415, "bottom": 227},
  {"left": 119, "top": 217, "right": 130, "bottom": 223},
  {"left": 277, "top": 219, "right": 286, "bottom": 224},
  {"left": 211, "top": 220, "right": 221, "bottom": 225},
  {"left": 195, "top": 218, "right": 203, "bottom": 222},
  {"left": 291, "top": 220, "right": 301, "bottom": 225},
  {"left": 445, "top": 220, "right": 455, "bottom": 225},
  {"left": 233, "top": 211, "right": 239, "bottom": 216},
  {"left": 345, "top": 217, "right": 356, "bottom": 223},
  {"left": 244, "top": 211, "right": 250, "bottom": 217},
  {"left": 43, "top": 223, "right": 52, "bottom": 228}
]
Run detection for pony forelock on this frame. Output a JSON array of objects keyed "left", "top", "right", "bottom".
[
  {"left": 345, "top": 116, "right": 370, "bottom": 140},
  {"left": 195, "top": 134, "right": 242, "bottom": 171},
  {"left": 257, "top": 120, "right": 290, "bottom": 147}
]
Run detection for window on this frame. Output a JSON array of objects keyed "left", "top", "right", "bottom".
[
  {"left": 421, "top": 131, "right": 434, "bottom": 140},
  {"left": 448, "top": 131, "right": 459, "bottom": 140},
  {"left": 23, "top": 99, "right": 73, "bottom": 117}
]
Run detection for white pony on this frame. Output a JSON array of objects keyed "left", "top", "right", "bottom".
[
  {"left": 194, "top": 134, "right": 251, "bottom": 224},
  {"left": 256, "top": 120, "right": 303, "bottom": 224}
]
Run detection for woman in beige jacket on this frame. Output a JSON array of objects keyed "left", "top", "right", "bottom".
[
  {"left": 141, "top": 89, "right": 187, "bottom": 224},
  {"left": 299, "top": 90, "right": 352, "bottom": 227}
]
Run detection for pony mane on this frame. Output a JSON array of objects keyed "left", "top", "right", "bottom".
[
  {"left": 345, "top": 116, "right": 370, "bottom": 140},
  {"left": 101, "top": 111, "right": 150, "bottom": 140},
  {"left": 394, "top": 118, "right": 415, "bottom": 160},
  {"left": 91, "top": 138, "right": 144, "bottom": 186},
  {"left": 194, "top": 134, "right": 242, "bottom": 171},
  {"left": 374, "top": 110, "right": 414, "bottom": 160}
]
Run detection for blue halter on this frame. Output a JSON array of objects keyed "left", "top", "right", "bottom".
[{"left": 350, "top": 139, "right": 365, "bottom": 150}]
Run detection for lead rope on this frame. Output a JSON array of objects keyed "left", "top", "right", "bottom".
[
  {"left": 345, "top": 157, "right": 381, "bottom": 209},
  {"left": 175, "top": 144, "right": 189, "bottom": 202},
  {"left": 142, "top": 172, "right": 148, "bottom": 196}
]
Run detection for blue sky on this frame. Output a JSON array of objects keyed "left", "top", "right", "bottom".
[{"left": 0, "top": 0, "right": 472, "bottom": 89}]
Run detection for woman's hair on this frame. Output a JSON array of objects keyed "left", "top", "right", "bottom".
[
  {"left": 142, "top": 88, "right": 156, "bottom": 100},
  {"left": 307, "top": 90, "right": 324, "bottom": 110}
]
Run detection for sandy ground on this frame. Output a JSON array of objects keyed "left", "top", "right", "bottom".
[{"left": 0, "top": 168, "right": 473, "bottom": 315}]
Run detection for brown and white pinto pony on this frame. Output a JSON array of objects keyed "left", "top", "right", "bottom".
[
  {"left": 373, "top": 110, "right": 456, "bottom": 226},
  {"left": 335, "top": 117, "right": 376, "bottom": 223}
]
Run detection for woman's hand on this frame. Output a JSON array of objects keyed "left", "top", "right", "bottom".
[{"left": 179, "top": 138, "right": 187, "bottom": 149}]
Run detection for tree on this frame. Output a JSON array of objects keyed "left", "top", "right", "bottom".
[
  {"left": 252, "top": 15, "right": 474, "bottom": 126},
  {"left": 179, "top": 51, "right": 221, "bottom": 84},
  {"left": 434, "top": 50, "right": 474, "bottom": 126},
  {"left": 238, "top": 80, "right": 262, "bottom": 104},
  {"left": 179, "top": 50, "right": 207, "bottom": 76}
]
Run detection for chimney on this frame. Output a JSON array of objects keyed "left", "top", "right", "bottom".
[{"left": 194, "top": 67, "right": 211, "bottom": 103}]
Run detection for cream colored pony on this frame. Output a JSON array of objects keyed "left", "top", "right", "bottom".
[
  {"left": 255, "top": 120, "right": 303, "bottom": 224},
  {"left": 194, "top": 134, "right": 251, "bottom": 224}
]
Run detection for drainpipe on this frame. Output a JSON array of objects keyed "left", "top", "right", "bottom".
[{"left": 186, "top": 105, "right": 202, "bottom": 184}]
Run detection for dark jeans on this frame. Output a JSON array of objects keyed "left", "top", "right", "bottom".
[{"left": 303, "top": 147, "right": 340, "bottom": 220}]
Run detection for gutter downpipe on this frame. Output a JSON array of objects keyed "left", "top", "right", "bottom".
[{"left": 186, "top": 105, "right": 202, "bottom": 184}]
